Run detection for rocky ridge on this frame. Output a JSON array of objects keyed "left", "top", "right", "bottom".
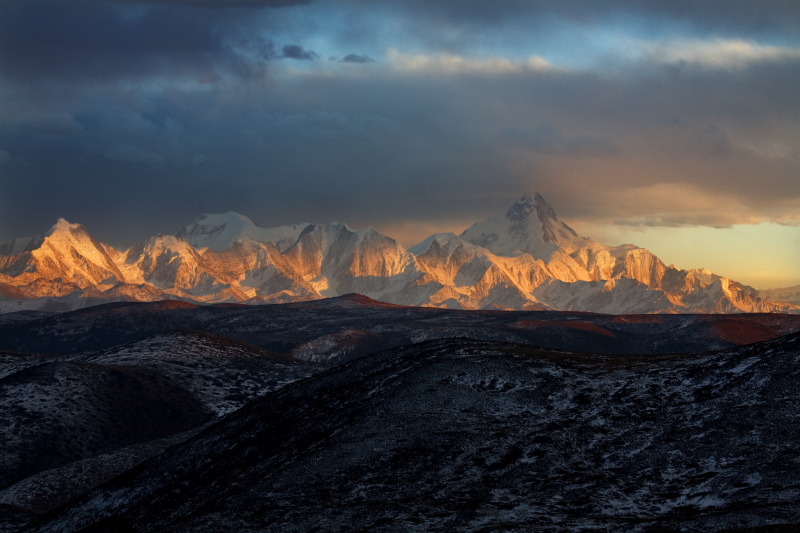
[{"left": 1, "top": 194, "right": 795, "bottom": 314}]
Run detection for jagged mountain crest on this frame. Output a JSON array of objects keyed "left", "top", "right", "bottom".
[
  {"left": 508, "top": 192, "right": 579, "bottom": 244},
  {"left": 122, "top": 234, "right": 212, "bottom": 290},
  {"left": 281, "top": 222, "right": 420, "bottom": 298},
  {"left": 0, "top": 195, "right": 797, "bottom": 314},
  {"left": 459, "top": 193, "right": 587, "bottom": 258},
  {"left": 759, "top": 283, "right": 800, "bottom": 306},
  {"left": 0, "top": 218, "right": 126, "bottom": 288},
  {"left": 178, "top": 211, "right": 311, "bottom": 253}
]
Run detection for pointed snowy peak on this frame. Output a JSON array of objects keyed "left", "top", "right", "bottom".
[
  {"left": 408, "top": 232, "right": 460, "bottom": 256},
  {"left": 46, "top": 218, "right": 93, "bottom": 239},
  {"left": 504, "top": 193, "right": 580, "bottom": 245},
  {"left": 459, "top": 193, "right": 584, "bottom": 258},
  {"left": 20, "top": 218, "right": 127, "bottom": 286},
  {"left": 42, "top": 218, "right": 112, "bottom": 256},
  {"left": 531, "top": 193, "right": 579, "bottom": 243},
  {"left": 124, "top": 233, "right": 197, "bottom": 261},
  {"left": 355, "top": 226, "right": 406, "bottom": 249},
  {"left": 177, "top": 212, "right": 311, "bottom": 252},
  {"left": 177, "top": 212, "right": 257, "bottom": 252},
  {"left": 505, "top": 193, "right": 538, "bottom": 222}
]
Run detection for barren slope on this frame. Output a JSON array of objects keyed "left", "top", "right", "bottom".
[{"left": 27, "top": 333, "right": 800, "bottom": 532}]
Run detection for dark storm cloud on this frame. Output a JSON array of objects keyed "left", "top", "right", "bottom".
[
  {"left": 594, "top": 0, "right": 800, "bottom": 33},
  {"left": 387, "top": 0, "right": 800, "bottom": 34},
  {"left": 1, "top": 0, "right": 799, "bottom": 252},
  {"left": 3, "top": 49, "right": 799, "bottom": 246},
  {"left": 117, "top": 0, "right": 311, "bottom": 6},
  {"left": 343, "top": 0, "right": 800, "bottom": 60},
  {"left": 499, "top": 125, "right": 619, "bottom": 158},
  {"left": 281, "top": 44, "right": 317, "bottom": 60},
  {"left": 18, "top": 115, "right": 86, "bottom": 137},
  {"left": 340, "top": 54, "right": 374, "bottom": 64},
  {"left": 104, "top": 145, "right": 167, "bottom": 164},
  {"left": 0, "top": 2, "right": 233, "bottom": 83}
]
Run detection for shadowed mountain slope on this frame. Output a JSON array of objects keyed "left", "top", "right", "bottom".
[
  {"left": 1, "top": 296, "right": 799, "bottom": 361},
  {"left": 26, "top": 333, "right": 800, "bottom": 532},
  {"left": 0, "top": 331, "right": 317, "bottom": 530}
]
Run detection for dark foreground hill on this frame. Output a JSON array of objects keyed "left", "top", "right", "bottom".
[
  {"left": 2, "top": 295, "right": 800, "bottom": 360},
  {"left": 27, "top": 333, "right": 800, "bottom": 532},
  {"left": 0, "top": 331, "right": 316, "bottom": 531}
]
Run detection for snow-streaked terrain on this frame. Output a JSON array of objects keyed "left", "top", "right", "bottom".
[
  {"left": 0, "top": 330, "right": 317, "bottom": 530},
  {"left": 177, "top": 211, "right": 311, "bottom": 253},
  {"left": 1, "top": 194, "right": 796, "bottom": 314},
  {"left": 76, "top": 331, "right": 309, "bottom": 416},
  {"left": 23, "top": 332, "right": 800, "bottom": 532},
  {"left": 759, "top": 283, "right": 800, "bottom": 306},
  {"left": 1, "top": 299, "right": 799, "bottom": 531},
  {"left": 3, "top": 295, "right": 800, "bottom": 361}
]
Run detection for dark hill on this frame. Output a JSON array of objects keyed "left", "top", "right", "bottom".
[
  {"left": 0, "top": 331, "right": 317, "bottom": 530},
  {"left": 28, "top": 333, "right": 800, "bottom": 532},
  {"left": 2, "top": 296, "right": 800, "bottom": 360}
]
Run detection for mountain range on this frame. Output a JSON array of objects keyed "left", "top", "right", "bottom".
[{"left": 1, "top": 193, "right": 797, "bottom": 314}]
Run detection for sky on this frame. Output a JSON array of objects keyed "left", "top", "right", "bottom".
[{"left": 0, "top": 0, "right": 799, "bottom": 289}]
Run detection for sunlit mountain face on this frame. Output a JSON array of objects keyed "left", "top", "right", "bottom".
[{"left": 1, "top": 194, "right": 797, "bottom": 314}]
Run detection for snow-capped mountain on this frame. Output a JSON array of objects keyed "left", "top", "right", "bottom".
[
  {"left": 0, "top": 195, "right": 796, "bottom": 314},
  {"left": 759, "top": 284, "right": 800, "bottom": 306},
  {"left": 460, "top": 192, "right": 586, "bottom": 258},
  {"left": 0, "top": 219, "right": 127, "bottom": 310},
  {"left": 281, "top": 222, "right": 421, "bottom": 299},
  {"left": 410, "top": 232, "right": 551, "bottom": 310},
  {"left": 177, "top": 212, "right": 310, "bottom": 253}
]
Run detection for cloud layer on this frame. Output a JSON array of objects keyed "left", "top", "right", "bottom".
[{"left": 0, "top": 0, "right": 798, "bottom": 289}]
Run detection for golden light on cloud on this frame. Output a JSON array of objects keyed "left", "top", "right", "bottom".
[
  {"left": 385, "top": 49, "right": 554, "bottom": 75},
  {"left": 643, "top": 38, "right": 800, "bottom": 69},
  {"left": 571, "top": 183, "right": 800, "bottom": 230}
]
